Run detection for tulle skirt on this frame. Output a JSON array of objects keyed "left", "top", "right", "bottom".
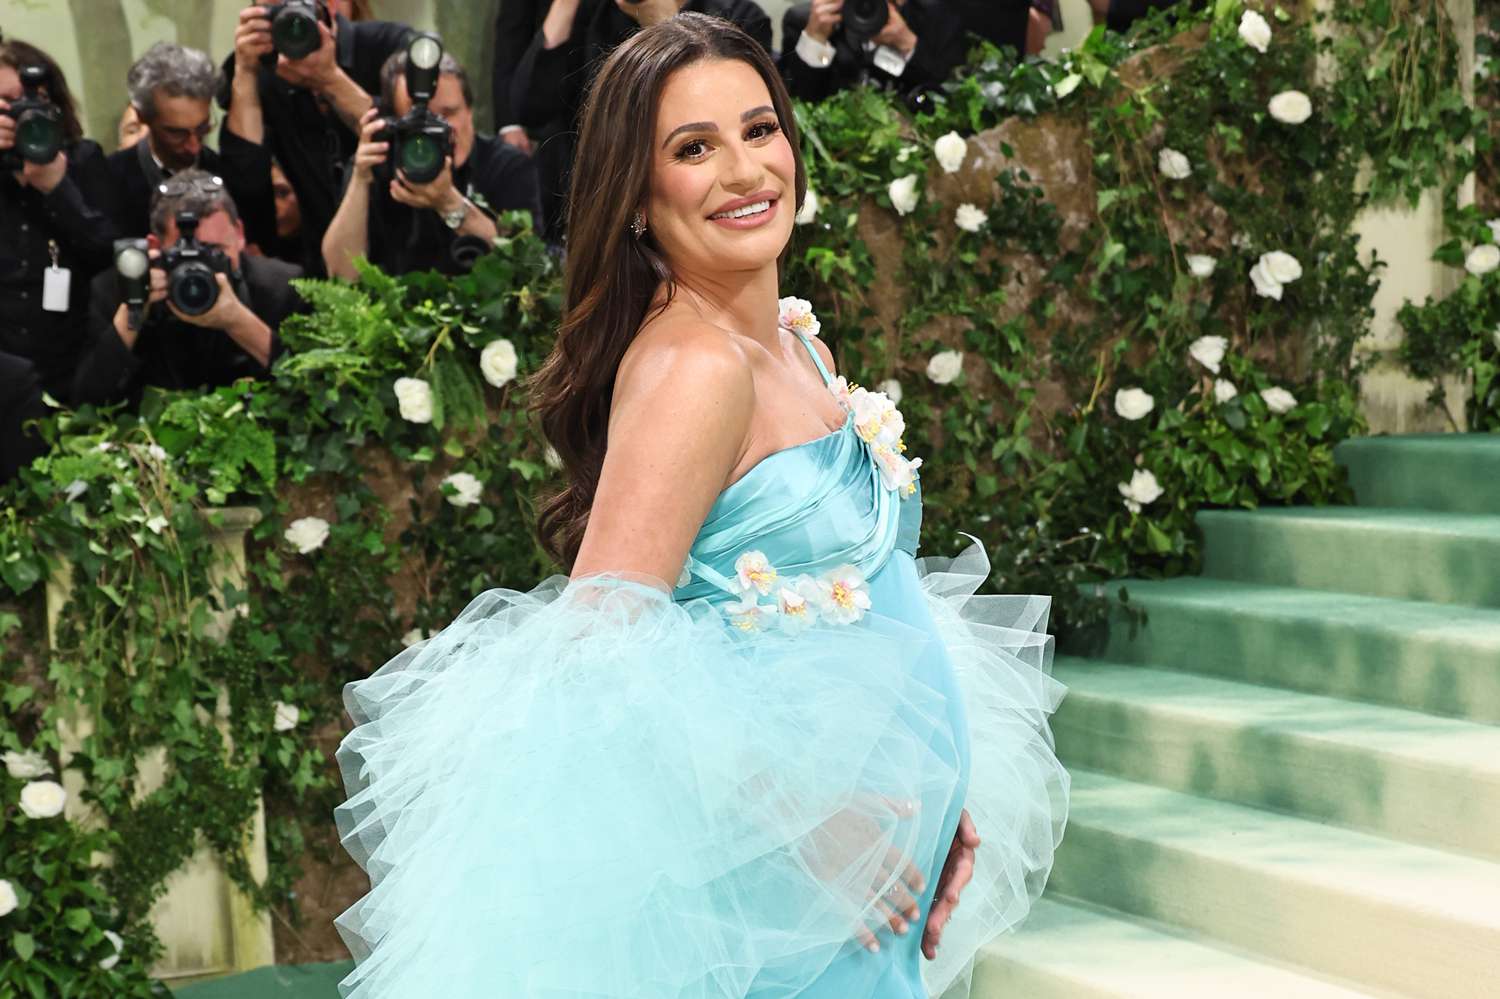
[{"left": 333, "top": 538, "right": 1069, "bottom": 998}]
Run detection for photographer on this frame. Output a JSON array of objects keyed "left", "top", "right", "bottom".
[
  {"left": 0, "top": 39, "right": 122, "bottom": 403},
  {"left": 0, "top": 352, "right": 48, "bottom": 487},
  {"left": 218, "top": 1, "right": 412, "bottom": 272},
  {"left": 778, "top": 0, "right": 966, "bottom": 103},
  {"left": 72, "top": 171, "right": 302, "bottom": 408},
  {"left": 322, "top": 43, "right": 543, "bottom": 280}
]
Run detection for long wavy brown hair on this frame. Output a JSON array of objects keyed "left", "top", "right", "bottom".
[
  {"left": 0, "top": 39, "right": 84, "bottom": 144},
  {"left": 528, "top": 13, "right": 807, "bottom": 570}
]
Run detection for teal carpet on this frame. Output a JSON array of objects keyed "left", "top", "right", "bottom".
[{"left": 171, "top": 962, "right": 352, "bottom": 998}]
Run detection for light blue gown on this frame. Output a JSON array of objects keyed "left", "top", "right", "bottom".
[{"left": 333, "top": 331, "right": 1069, "bottom": 999}]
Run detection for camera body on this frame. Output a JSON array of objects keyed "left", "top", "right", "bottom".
[
  {"left": 375, "top": 34, "right": 454, "bottom": 186},
  {"left": 842, "top": 0, "right": 891, "bottom": 42},
  {"left": 262, "top": 0, "right": 326, "bottom": 63},
  {"left": 157, "top": 212, "right": 234, "bottom": 317},
  {"left": 0, "top": 66, "right": 65, "bottom": 171}
]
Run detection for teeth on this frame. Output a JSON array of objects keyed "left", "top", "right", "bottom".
[{"left": 712, "top": 200, "right": 771, "bottom": 220}]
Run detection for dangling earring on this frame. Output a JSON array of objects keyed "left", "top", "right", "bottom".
[{"left": 629, "top": 211, "right": 647, "bottom": 238}]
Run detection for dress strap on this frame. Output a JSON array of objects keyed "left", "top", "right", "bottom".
[
  {"left": 680, "top": 553, "right": 740, "bottom": 597},
  {"left": 789, "top": 329, "right": 834, "bottom": 387}
]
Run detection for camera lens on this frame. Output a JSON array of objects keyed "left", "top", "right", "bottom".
[
  {"left": 171, "top": 263, "right": 219, "bottom": 316},
  {"left": 843, "top": 0, "right": 890, "bottom": 39},
  {"left": 398, "top": 133, "right": 444, "bottom": 183},
  {"left": 15, "top": 112, "right": 62, "bottom": 165},
  {"left": 273, "top": 8, "right": 321, "bottom": 60}
]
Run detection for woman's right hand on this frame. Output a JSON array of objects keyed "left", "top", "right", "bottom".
[
  {"left": 800, "top": 793, "right": 925, "bottom": 953},
  {"left": 351, "top": 108, "right": 389, "bottom": 185}
]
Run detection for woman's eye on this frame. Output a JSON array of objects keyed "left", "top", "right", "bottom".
[
  {"left": 747, "top": 121, "right": 780, "bottom": 140},
  {"left": 677, "top": 139, "right": 708, "bottom": 160}
]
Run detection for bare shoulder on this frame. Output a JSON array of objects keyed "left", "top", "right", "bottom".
[
  {"left": 612, "top": 315, "right": 756, "bottom": 436},
  {"left": 803, "top": 333, "right": 837, "bottom": 380}
]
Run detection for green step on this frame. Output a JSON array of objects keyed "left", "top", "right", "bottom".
[
  {"left": 1051, "top": 771, "right": 1500, "bottom": 999},
  {"left": 1198, "top": 507, "right": 1500, "bottom": 608},
  {"left": 170, "top": 961, "right": 350, "bottom": 997},
  {"left": 1335, "top": 434, "right": 1500, "bottom": 514},
  {"left": 1097, "top": 578, "right": 1500, "bottom": 723},
  {"left": 975, "top": 897, "right": 1381, "bottom": 999},
  {"left": 1051, "top": 657, "right": 1500, "bottom": 860}
]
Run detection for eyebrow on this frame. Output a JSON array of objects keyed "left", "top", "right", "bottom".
[{"left": 661, "top": 105, "right": 777, "bottom": 150}]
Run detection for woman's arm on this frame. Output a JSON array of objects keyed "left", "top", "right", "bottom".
[{"left": 570, "top": 322, "right": 754, "bottom": 586}]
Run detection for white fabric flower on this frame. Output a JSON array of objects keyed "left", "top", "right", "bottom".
[
  {"left": 1054, "top": 73, "right": 1082, "bottom": 98},
  {"left": 829, "top": 375, "right": 855, "bottom": 413},
  {"left": 272, "top": 701, "right": 300, "bottom": 732},
  {"left": 1114, "top": 387, "right": 1155, "bottom": 421},
  {"left": 1465, "top": 244, "right": 1500, "bottom": 276},
  {"left": 725, "top": 592, "right": 776, "bottom": 633},
  {"left": 795, "top": 188, "right": 819, "bottom": 225},
  {"left": 954, "top": 203, "right": 988, "bottom": 233},
  {"left": 442, "top": 471, "right": 483, "bottom": 507},
  {"left": 733, "top": 550, "right": 778, "bottom": 597},
  {"left": 1118, "top": 469, "right": 1164, "bottom": 514},
  {"left": 393, "top": 377, "right": 434, "bottom": 424},
  {"left": 0, "top": 879, "right": 17, "bottom": 918},
  {"left": 817, "top": 564, "right": 872, "bottom": 625},
  {"left": 1260, "top": 386, "right": 1298, "bottom": 414},
  {"left": 479, "top": 339, "right": 519, "bottom": 388},
  {"left": 1186, "top": 254, "right": 1217, "bottom": 278},
  {"left": 933, "top": 132, "right": 967, "bottom": 173},
  {"left": 1268, "top": 90, "right": 1313, "bottom": 125},
  {"left": 284, "top": 516, "right": 330, "bottom": 554},
  {"left": 1213, "top": 379, "right": 1239, "bottom": 403},
  {"left": 1238, "top": 10, "right": 1272, "bottom": 52},
  {"left": 850, "top": 387, "right": 904, "bottom": 447},
  {"left": 888, "top": 175, "right": 920, "bottom": 216},
  {"left": 873, "top": 446, "right": 923, "bottom": 495},
  {"left": 777, "top": 296, "right": 821, "bottom": 337},
  {"left": 877, "top": 378, "right": 903, "bottom": 405},
  {"left": 145, "top": 515, "right": 169, "bottom": 535},
  {"left": 4, "top": 750, "right": 51, "bottom": 780},
  {"left": 19, "top": 779, "right": 67, "bottom": 819},
  {"left": 1188, "top": 335, "right": 1228, "bottom": 374},
  {"left": 99, "top": 929, "right": 123, "bottom": 971},
  {"left": 1157, "top": 148, "right": 1192, "bottom": 180},
  {"left": 926, "top": 350, "right": 963, "bottom": 385},
  {"left": 776, "top": 577, "right": 825, "bottom": 634}
]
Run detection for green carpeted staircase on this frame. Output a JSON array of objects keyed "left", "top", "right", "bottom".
[{"left": 975, "top": 433, "right": 1500, "bottom": 998}]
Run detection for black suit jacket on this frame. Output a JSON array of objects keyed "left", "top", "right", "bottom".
[
  {"left": 73, "top": 254, "right": 303, "bottom": 408},
  {"left": 779, "top": 0, "right": 966, "bottom": 103},
  {"left": 946, "top": 0, "right": 1031, "bottom": 56},
  {"left": 493, "top": 0, "right": 548, "bottom": 128}
]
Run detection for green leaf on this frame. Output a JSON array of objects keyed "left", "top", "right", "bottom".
[
  {"left": 12, "top": 931, "right": 34, "bottom": 961},
  {"left": 63, "top": 908, "right": 93, "bottom": 933}
]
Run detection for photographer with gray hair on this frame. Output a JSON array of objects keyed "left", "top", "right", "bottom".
[{"left": 106, "top": 42, "right": 275, "bottom": 251}]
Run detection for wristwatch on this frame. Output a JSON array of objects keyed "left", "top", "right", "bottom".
[{"left": 442, "top": 199, "right": 470, "bottom": 231}]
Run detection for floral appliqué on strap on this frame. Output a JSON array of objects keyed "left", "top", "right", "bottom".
[{"left": 723, "top": 550, "right": 872, "bottom": 634}]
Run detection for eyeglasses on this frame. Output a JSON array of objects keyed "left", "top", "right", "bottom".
[
  {"left": 156, "top": 121, "right": 214, "bottom": 143},
  {"left": 157, "top": 174, "right": 225, "bottom": 198}
]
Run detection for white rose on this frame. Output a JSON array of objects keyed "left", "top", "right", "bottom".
[
  {"left": 0, "top": 879, "right": 17, "bottom": 918},
  {"left": 1261, "top": 250, "right": 1303, "bottom": 284},
  {"left": 4, "top": 750, "right": 51, "bottom": 780},
  {"left": 1188, "top": 335, "right": 1228, "bottom": 374},
  {"left": 954, "top": 203, "right": 988, "bottom": 233},
  {"left": 877, "top": 378, "right": 903, "bottom": 405},
  {"left": 933, "top": 131, "right": 967, "bottom": 173},
  {"left": 99, "top": 929, "right": 123, "bottom": 971},
  {"left": 1118, "top": 469, "right": 1164, "bottom": 512},
  {"left": 1465, "top": 244, "right": 1500, "bottom": 276},
  {"left": 888, "top": 175, "right": 920, "bottom": 216},
  {"left": 926, "top": 350, "right": 964, "bottom": 385},
  {"left": 1157, "top": 147, "right": 1192, "bottom": 180},
  {"left": 1186, "top": 254, "right": 1217, "bottom": 278},
  {"left": 284, "top": 516, "right": 330, "bottom": 554},
  {"left": 1249, "top": 260, "right": 1284, "bottom": 299},
  {"left": 795, "top": 188, "right": 819, "bottom": 226},
  {"left": 393, "top": 377, "right": 434, "bottom": 424},
  {"left": 19, "top": 779, "right": 67, "bottom": 819},
  {"left": 478, "top": 339, "right": 519, "bottom": 388},
  {"left": 1268, "top": 90, "right": 1313, "bottom": 125},
  {"left": 1113, "top": 387, "right": 1155, "bottom": 421},
  {"left": 1260, "top": 387, "right": 1298, "bottom": 414},
  {"left": 442, "top": 471, "right": 483, "bottom": 507},
  {"left": 272, "top": 701, "right": 300, "bottom": 732},
  {"left": 1238, "top": 10, "right": 1272, "bottom": 53},
  {"left": 1054, "top": 73, "right": 1082, "bottom": 99},
  {"left": 1213, "top": 379, "right": 1239, "bottom": 403}
]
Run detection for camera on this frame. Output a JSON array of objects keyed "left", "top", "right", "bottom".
[
  {"left": 375, "top": 33, "right": 453, "bottom": 186},
  {"left": 0, "top": 66, "right": 65, "bottom": 171},
  {"left": 263, "top": 0, "right": 326, "bottom": 62},
  {"left": 157, "top": 212, "right": 233, "bottom": 317},
  {"left": 842, "top": 0, "right": 891, "bottom": 42}
]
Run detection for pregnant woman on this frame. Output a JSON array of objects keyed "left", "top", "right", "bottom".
[{"left": 333, "top": 14, "right": 1068, "bottom": 998}]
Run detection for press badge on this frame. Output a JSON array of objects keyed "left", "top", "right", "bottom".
[{"left": 42, "top": 240, "right": 71, "bottom": 313}]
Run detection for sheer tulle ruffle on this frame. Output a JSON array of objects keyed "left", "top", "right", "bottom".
[{"left": 333, "top": 540, "right": 1066, "bottom": 998}]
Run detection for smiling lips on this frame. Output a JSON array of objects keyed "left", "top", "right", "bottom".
[{"left": 708, "top": 191, "right": 781, "bottom": 229}]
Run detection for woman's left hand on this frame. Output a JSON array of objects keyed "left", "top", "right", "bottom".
[{"left": 921, "top": 807, "right": 979, "bottom": 960}]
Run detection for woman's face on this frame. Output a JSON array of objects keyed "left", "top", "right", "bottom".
[{"left": 646, "top": 58, "right": 796, "bottom": 277}]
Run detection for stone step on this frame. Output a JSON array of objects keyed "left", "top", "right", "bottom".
[
  {"left": 974, "top": 896, "right": 1388, "bottom": 999},
  {"left": 1335, "top": 434, "right": 1500, "bottom": 514},
  {"left": 1198, "top": 507, "right": 1500, "bottom": 608},
  {"left": 1092, "top": 578, "right": 1500, "bottom": 724},
  {"left": 1052, "top": 771, "right": 1500, "bottom": 999},
  {"left": 1051, "top": 657, "right": 1500, "bottom": 860}
]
